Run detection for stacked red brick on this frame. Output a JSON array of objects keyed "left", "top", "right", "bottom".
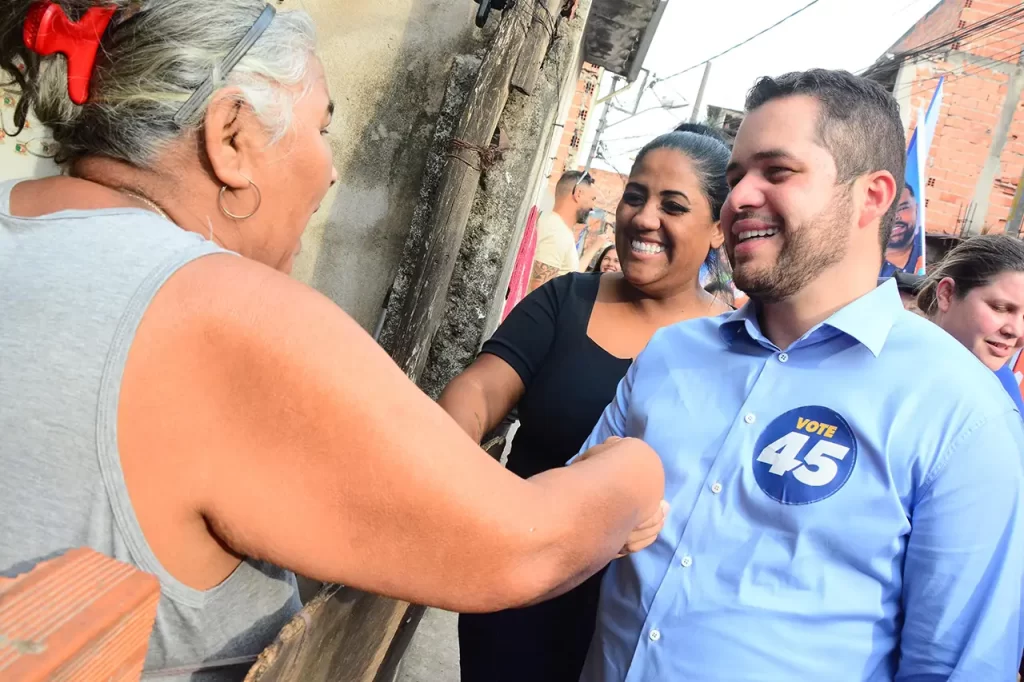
[
  {"left": 548, "top": 62, "right": 601, "bottom": 195},
  {"left": 890, "top": 0, "right": 1024, "bottom": 235},
  {"left": 0, "top": 548, "right": 159, "bottom": 681}
]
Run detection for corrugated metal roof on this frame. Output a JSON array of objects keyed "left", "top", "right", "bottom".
[{"left": 583, "top": 0, "right": 667, "bottom": 82}]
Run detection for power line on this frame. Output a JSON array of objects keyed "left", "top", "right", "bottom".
[
  {"left": 887, "top": 0, "right": 937, "bottom": 20},
  {"left": 862, "top": 3, "right": 1024, "bottom": 78},
  {"left": 595, "top": 148, "right": 628, "bottom": 178},
  {"left": 652, "top": 0, "right": 825, "bottom": 86},
  {"left": 890, "top": 26, "right": 1024, "bottom": 100}
]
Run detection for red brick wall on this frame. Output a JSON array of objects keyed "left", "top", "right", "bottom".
[
  {"left": 588, "top": 167, "right": 627, "bottom": 215},
  {"left": 548, "top": 63, "right": 600, "bottom": 197},
  {"left": 578, "top": 167, "right": 627, "bottom": 256},
  {"left": 891, "top": 0, "right": 963, "bottom": 53},
  {"left": 903, "top": 60, "right": 1009, "bottom": 234},
  {"left": 960, "top": 1, "right": 1024, "bottom": 60},
  {"left": 893, "top": 0, "right": 1024, "bottom": 235}
]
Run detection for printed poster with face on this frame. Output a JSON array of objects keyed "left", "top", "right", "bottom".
[
  {"left": 1012, "top": 349, "right": 1024, "bottom": 401},
  {"left": 881, "top": 78, "right": 944, "bottom": 279}
]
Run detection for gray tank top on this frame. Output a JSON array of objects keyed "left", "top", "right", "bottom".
[{"left": 0, "top": 180, "right": 300, "bottom": 680}]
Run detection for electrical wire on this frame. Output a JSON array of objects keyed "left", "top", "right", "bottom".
[
  {"left": 861, "top": 3, "right": 1024, "bottom": 78},
  {"left": 651, "top": 0, "right": 825, "bottom": 86},
  {"left": 595, "top": 148, "right": 628, "bottom": 178},
  {"left": 890, "top": 32, "right": 1024, "bottom": 100}
]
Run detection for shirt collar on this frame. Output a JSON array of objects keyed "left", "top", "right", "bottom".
[{"left": 720, "top": 278, "right": 903, "bottom": 357}]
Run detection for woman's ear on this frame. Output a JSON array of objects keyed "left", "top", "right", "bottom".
[
  {"left": 709, "top": 220, "right": 725, "bottom": 250},
  {"left": 935, "top": 276, "right": 957, "bottom": 314},
  {"left": 203, "top": 89, "right": 262, "bottom": 191}
]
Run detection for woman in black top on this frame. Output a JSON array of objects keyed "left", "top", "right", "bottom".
[{"left": 439, "top": 128, "right": 733, "bottom": 682}]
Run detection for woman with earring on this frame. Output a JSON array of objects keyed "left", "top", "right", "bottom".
[
  {"left": 917, "top": 235, "right": 1024, "bottom": 414},
  {"left": 0, "top": 1, "right": 667, "bottom": 677}
]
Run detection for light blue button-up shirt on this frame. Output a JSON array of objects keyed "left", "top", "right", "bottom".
[{"left": 576, "top": 279, "right": 1024, "bottom": 681}]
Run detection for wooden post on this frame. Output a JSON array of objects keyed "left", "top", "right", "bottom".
[
  {"left": 384, "top": 0, "right": 535, "bottom": 381},
  {"left": 511, "top": 0, "right": 563, "bottom": 95},
  {"left": 246, "top": 4, "right": 537, "bottom": 680},
  {"left": 245, "top": 586, "right": 408, "bottom": 682}
]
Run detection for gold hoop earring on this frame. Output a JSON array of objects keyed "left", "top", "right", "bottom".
[{"left": 218, "top": 176, "right": 262, "bottom": 220}]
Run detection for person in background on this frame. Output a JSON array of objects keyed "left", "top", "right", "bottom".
[
  {"left": 881, "top": 184, "right": 923, "bottom": 276},
  {"left": 0, "top": 2, "right": 666, "bottom": 678},
  {"left": 439, "top": 128, "right": 733, "bottom": 682},
  {"left": 917, "top": 234, "right": 1024, "bottom": 414},
  {"left": 531, "top": 170, "right": 596, "bottom": 291},
  {"left": 892, "top": 270, "right": 925, "bottom": 314},
  {"left": 577, "top": 68, "right": 1024, "bottom": 681},
  {"left": 587, "top": 243, "right": 621, "bottom": 273},
  {"left": 675, "top": 121, "right": 730, "bottom": 143},
  {"left": 703, "top": 279, "right": 735, "bottom": 307}
]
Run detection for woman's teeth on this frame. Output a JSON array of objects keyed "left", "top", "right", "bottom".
[
  {"left": 737, "top": 228, "right": 779, "bottom": 243},
  {"left": 631, "top": 240, "right": 665, "bottom": 255}
]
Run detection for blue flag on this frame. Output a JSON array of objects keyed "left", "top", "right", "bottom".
[{"left": 882, "top": 78, "right": 943, "bottom": 278}]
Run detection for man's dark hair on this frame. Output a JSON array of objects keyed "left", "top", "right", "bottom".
[
  {"left": 673, "top": 122, "right": 728, "bottom": 144},
  {"left": 744, "top": 69, "right": 907, "bottom": 250},
  {"left": 555, "top": 170, "right": 594, "bottom": 198}
]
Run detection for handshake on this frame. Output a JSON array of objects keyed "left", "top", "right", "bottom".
[{"left": 571, "top": 436, "right": 669, "bottom": 559}]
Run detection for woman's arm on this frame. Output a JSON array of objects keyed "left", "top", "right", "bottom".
[
  {"left": 438, "top": 354, "right": 523, "bottom": 443},
  {"left": 120, "top": 255, "right": 664, "bottom": 613}
]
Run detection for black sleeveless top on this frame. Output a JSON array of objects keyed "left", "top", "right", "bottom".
[{"left": 459, "top": 272, "right": 632, "bottom": 682}]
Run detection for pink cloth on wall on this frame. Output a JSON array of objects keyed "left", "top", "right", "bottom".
[{"left": 502, "top": 206, "right": 539, "bottom": 322}]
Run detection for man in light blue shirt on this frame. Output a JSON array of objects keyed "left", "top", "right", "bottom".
[{"left": 576, "top": 69, "right": 1024, "bottom": 681}]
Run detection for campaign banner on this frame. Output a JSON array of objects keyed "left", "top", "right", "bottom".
[{"left": 882, "top": 78, "right": 944, "bottom": 278}]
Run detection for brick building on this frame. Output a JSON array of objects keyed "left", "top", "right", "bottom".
[
  {"left": 543, "top": 64, "right": 629, "bottom": 265},
  {"left": 579, "top": 167, "right": 628, "bottom": 263},
  {"left": 705, "top": 104, "right": 745, "bottom": 146},
  {"left": 547, "top": 63, "right": 602, "bottom": 196},
  {"left": 867, "top": 0, "right": 1024, "bottom": 240}
]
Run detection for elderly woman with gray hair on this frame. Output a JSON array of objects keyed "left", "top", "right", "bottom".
[{"left": 0, "top": 1, "right": 666, "bottom": 678}]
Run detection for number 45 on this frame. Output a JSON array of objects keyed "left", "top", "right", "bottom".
[{"left": 757, "top": 432, "right": 850, "bottom": 487}]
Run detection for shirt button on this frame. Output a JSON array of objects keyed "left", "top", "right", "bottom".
[
  {"left": 778, "top": 352, "right": 789, "bottom": 363},
  {"left": 681, "top": 555, "right": 693, "bottom": 568},
  {"left": 649, "top": 628, "right": 661, "bottom": 642},
  {"left": 711, "top": 482, "right": 723, "bottom": 494},
  {"left": 744, "top": 413, "right": 756, "bottom": 424}
]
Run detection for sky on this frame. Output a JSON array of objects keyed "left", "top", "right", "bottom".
[{"left": 583, "top": 0, "right": 944, "bottom": 174}]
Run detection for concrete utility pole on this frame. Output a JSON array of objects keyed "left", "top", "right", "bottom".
[
  {"left": 689, "top": 61, "right": 711, "bottom": 123},
  {"left": 584, "top": 75, "right": 619, "bottom": 171},
  {"left": 1006, "top": 167, "right": 1024, "bottom": 237}
]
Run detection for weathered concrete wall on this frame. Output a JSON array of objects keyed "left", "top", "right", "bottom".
[
  {"left": 416, "top": 0, "right": 595, "bottom": 400},
  {"left": 285, "top": 0, "right": 489, "bottom": 330},
  {"left": 1, "top": 1, "right": 490, "bottom": 332}
]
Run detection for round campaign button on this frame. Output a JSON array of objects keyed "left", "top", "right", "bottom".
[{"left": 751, "top": 406, "right": 857, "bottom": 505}]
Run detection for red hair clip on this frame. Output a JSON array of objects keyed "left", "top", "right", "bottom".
[{"left": 23, "top": 2, "right": 116, "bottom": 105}]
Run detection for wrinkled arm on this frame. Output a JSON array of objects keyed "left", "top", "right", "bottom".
[
  {"left": 145, "top": 255, "right": 664, "bottom": 613},
  {"left": 896, "top": 409, "right": 1024, "bottom": 681}
]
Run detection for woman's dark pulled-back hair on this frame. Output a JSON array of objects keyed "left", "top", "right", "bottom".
[
  {"left": 917, "top": 235, "right": 1024, "bottom": 317},
  {"left": 631, "top": 127, "right": 731, "bottom": 279},
  {"left": 633, "top": 129, "right": 731, "bottom": 221}
]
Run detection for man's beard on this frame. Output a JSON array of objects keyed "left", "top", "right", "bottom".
[
  {"left": 730, "top": 191, "right": 851, "bottom": 304},
  {"left": 887, "top": 220, "right": 916, "bottom": 250},
  {"left": 576, "top": 208, "right": 591, "bottom": 224}
]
